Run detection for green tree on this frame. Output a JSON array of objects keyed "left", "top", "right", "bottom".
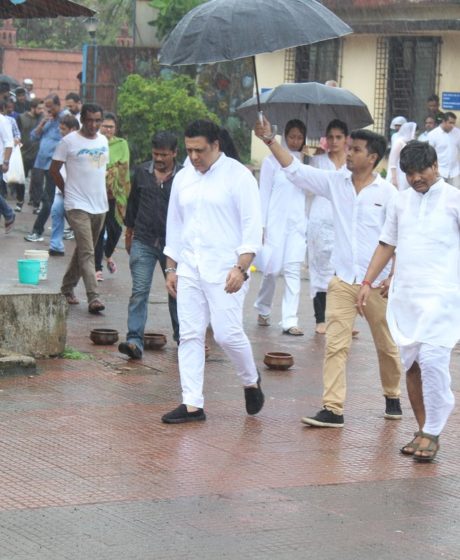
[
  {"left": 15, "top": 0, "right": 133, "bottom": 50},
  {"left": 149, "top": 0, "right": 206, "bottom": 39},
  {"left": 117, "top": 73, "right": 218, "bottom": 163}
]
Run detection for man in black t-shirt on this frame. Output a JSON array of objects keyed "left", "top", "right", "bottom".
[{"left": 118, "top": 131, "right": 182, "bottom": 360}]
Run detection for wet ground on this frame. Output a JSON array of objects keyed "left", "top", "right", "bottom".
[{"left": 0, "top": 203, "right": 459, "bottom": 559}]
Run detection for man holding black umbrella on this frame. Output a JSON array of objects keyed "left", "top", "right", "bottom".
[{"left": 255, "top": 116, "right": 402, "bottom": 428}]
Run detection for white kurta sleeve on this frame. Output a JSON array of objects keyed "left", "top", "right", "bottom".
[
  {"left": 259, "top": 156, "right": 276, "bottom": 228},
  {"left": 164, "top": 176, "right": 182, "bottom": 263},
  {"left": 235, "top": 168, "right": 262, "bottom": 256},
  {"left": 0, "top": 118, "right": 13, "bottom": 150},
  {"left": 379, "top": 194, "right": 398, "bottom": 247},
  {"left": 282, "top": 157, "right": 333, "bottom": 199}
]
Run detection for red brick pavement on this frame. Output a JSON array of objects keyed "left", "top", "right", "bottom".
[{"left": 0, "top": 205, "right": 459, "bottom": 559}]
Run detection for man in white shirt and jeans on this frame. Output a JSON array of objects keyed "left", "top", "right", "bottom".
[
  {"left": 255, "top": 117, "right": 402, "bottom": 427},
  {"left": 428, "top": 111, "right": 460, "bottom": 187},
  {"left": 357, "top": 141, "right": 460, "bottom": 463},
  {"left": 162, "top": 120, "right": 264, "bottom": 424},
  {"left": 0, "top": 112, "right": 14, "bottom": 233},
  {"left": 50, "top": 103, "right": 108, "bottom": 314}
]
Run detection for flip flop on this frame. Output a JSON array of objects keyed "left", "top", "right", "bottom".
[
  {"left": 107, "top": 260, "right": 117, "bottom": 274},
  {"left": 283, "top": 326, "right": 304, "bottom": 336},
  {"left": 63, "top": 292, "right": 80, "bottom": 305},
  {"left": 88, "top": 299, "right": 105, "bottom": 314}
]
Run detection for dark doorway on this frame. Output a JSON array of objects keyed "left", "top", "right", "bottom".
[{"left": 387, "top": 36, "right": 440, "bottom": 130}]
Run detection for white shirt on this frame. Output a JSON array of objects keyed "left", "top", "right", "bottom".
[
  {"left": 53, "top": 131, "right": 109, "bottom": 214},
  {"left": 380, "top": 179, "right": 460, "bottom": 348},
  {"left": 164, "top": 153, "right": 262, "bottom": 284},
  {"left": 284, "top": 157, "right": 396, "bottom": 286},
  {"left": 428, "top": 125, "right": 460, "bottom": 179},
  {"left": 0, "top": 114, "right": 14, "bottom": 164}
]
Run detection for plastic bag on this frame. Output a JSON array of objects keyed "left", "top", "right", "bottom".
[{"left": 4, "top": 145, "right": 25, "bottom": 185}]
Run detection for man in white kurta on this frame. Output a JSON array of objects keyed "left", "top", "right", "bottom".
[
  {"left": 357, "top": 141, "right": 460, "bottom": 462},
  {"left": 428, "top": 111, "right": 460, "bottom": 187},
  {"left": 162, "top": 120, "right": 264, "bottom": 424}
]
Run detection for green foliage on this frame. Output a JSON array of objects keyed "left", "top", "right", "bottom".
[
  {"left": 149, "top": 0, "right": 206, "bottom": 39},
  {"left": 15, "top": 0, "right": 132, "bottom": 50},
  {"left": 61, "top": 347, "right": 92, "bottom": 360},
  {"left": 117, "top": 73, "right": 219, "bottom": 163}
]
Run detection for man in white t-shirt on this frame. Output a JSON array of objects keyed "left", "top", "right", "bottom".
[
  {"left": 50, "top": 103, "right": 109, "bottom": 313},
  {"left": 428, "top": 111, "right": 460, "bottom": 187}
]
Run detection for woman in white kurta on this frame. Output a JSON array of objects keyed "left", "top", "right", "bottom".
[
  {"left": 388, "top": 122, "right": 416, "bottom": 191},
  {"left": 254, "top": 120, "right": 307, "bottom": 335},
  {"left": 308, "top": 119, "right": 348, "bottom": 334}
]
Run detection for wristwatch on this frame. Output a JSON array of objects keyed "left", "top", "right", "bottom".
[{"left": 164, "top": 267, "right": 177, "bottom": 274}]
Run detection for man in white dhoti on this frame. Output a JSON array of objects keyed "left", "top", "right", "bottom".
[
  {"left": 255, "top": 117, "right": 402, "bottom": 427},
  {"left": 357, "top": 141, "right": 460, "bottom": 462},
  {"left": 162, "top": 120, "right": 264, "bottom": 424}
]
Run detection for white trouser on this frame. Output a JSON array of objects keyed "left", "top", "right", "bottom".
[
  {"left": 177, "top": 274, "right": 258, "bottom": 408},
  {"left": 254, "top": 262, "right": 302, "bottom": 329},
  {"left": 401, "top": 343, "right": 455, "bottom": 435}
]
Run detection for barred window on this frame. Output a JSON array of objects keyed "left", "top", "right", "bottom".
[{"left": 295, "top": 39, "right": 340, "bottom": 84}]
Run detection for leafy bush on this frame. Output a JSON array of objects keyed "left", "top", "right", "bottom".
[{"left": 117, "top": 73, "right": 218, "bottom": 163}]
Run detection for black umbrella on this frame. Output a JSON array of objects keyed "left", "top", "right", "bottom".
[
  {"left": 237, "top": 82, "right": 374, "bottom": 138},
  {"left": 1, "top": 0, "right": 96, "bottom": 18},
  {"left": 0, "top": 74, "right": 19, "bottom": 89},
  {"left": 159, "top": 0, "right": 352, "bottom": 112}
]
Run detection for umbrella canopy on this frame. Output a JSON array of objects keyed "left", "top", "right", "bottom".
[
  {"left": 236, "top": 82, "right": 374, "bottom": 139},
  {"left": 0, "top": 74, "right": 19, "bottom": 89},
  {"left": 159, "top": 0, "right": 352, "bottom": 66},
  {"left": 1, "top": 0, "right": 96, "bottom": 18}
]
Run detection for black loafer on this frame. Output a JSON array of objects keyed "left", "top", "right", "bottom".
[
  {"left": 244, "top": 372, "right": 265, "bottom": 415},
  {"left": 118, "top": 342, "right": 142, "bottom": 360},
  {"left": 161, "top": 404, "right": 206, "bottom": 424}
]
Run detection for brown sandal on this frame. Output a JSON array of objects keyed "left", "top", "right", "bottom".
[
  {"left": 88, "top": 299, "right": 105, "bottom": 314},
  {"left": 413, "top": 432, "right": 440, "bottom": 463},
  {"left": 400, "top": 431, "right": 422, "bottom": 456},
  {"left": 63, "top": 292, "right": 79, "bottom": 305}
]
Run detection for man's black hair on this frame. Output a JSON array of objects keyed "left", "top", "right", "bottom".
[
  {"left": 152, "top": 131, "right": 178, "bottom": 152},
  {"left": 184, "top": 119, "right": 220, "bottom": 145},
  {"left": 442, "top": 111, "right": 456, "bottom": 122},
  {"left": 44, "top": 93, "right": 60, "bottom": 106},
  {"left": 60, "top": 114, "right": 80, "bottom": 131},
  {"left": 15, "top": 87, "right": 26, "bottom": 96},
  {"left": 284, "top": 119, "right": 307, "bottom": 146},
  {"left": 80, "top": 103, "right": 103, "bottom": 120},
  {"left": 427, "top": 94, "right": 440, "bottom": 104},
  {"left": 326, "top": 119, "right": 348, "bottom": 137},
  {"left": 29, "top": 98, "right": 43, "bottom": 109},
  {"left": 350, "top": 129, "right": 387, "bottom": 168},
  {"left": 65, "top": 92, "right": 81, "bottom": 103},
  {"left": 103, "top": 111, "right": 117, "bottom": 125},
  {"left": 400, "top": 140, "right": 438, "bottom": 174}
]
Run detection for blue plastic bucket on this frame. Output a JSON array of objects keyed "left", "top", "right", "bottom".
[{"left": 17, "top": 259, "right": 41, "bottom": 285}]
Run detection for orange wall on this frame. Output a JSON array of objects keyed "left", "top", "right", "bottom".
[{"left": 2, "top": 47, "right": 82, "bottom": 100}]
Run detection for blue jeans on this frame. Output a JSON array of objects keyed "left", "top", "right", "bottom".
[
  {"left": 127, "top": 238, "right": 179, "bottom": 350},
  {"left": 50, "top": 193, "right": 65, "bottom": 252},
  {"left": 0, "top": 193, "right": 14, "bottom": 222}
]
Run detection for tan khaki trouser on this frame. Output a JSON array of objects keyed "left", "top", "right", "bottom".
[
  {"left": 322, "top": 276, "right": 402, "bottom": 415},
  {"left": 61, "top": 209, "right": 106, "bottom": 304}
]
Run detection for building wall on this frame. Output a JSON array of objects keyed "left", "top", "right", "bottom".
[
  {"left": 340, "top": 35, "right": 378, "bottom": 121},
  {"left": 134, "top": 0, "right": 160, "bottom": 48},
  {"left": 438, "top": 33, "right": 460, "bottom": 116},
  {"left": 2, "top": 48, "right": 82, "bottom": 100}
]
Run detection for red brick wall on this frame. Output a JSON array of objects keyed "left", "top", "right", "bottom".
[{"left": 2, "top": 47, "right": 82, "bottom": 100}]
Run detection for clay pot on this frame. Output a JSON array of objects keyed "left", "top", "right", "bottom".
[
  {"left": 144, "top": 332, "right": 167, "bottom": 350},
  {"left": 90, "top": 328, "right": 119, "bottom": 345},
  {"left": 263, "top": 351, "right": 294, "bottom": 370}
]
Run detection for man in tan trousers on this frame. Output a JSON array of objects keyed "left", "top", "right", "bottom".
[{"left": 255, "top": 117, "right": 402, "bottom": 427}]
